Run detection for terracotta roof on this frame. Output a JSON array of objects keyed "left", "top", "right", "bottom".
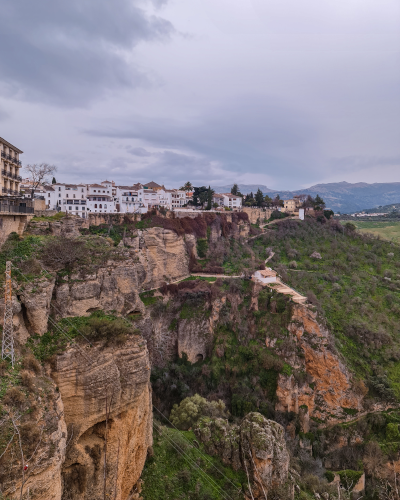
[{"left": 144, "top": 181, "right": 162, "bottom": 189}]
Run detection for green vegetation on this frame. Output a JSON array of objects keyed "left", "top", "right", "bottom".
[
  {"left": 346, "top": 220, "right": 400, "bottom": 244},
  {"left": 141, "top": 423, "right": 245, "bottom": 500},
  {"left": 26, "top": 311, "right": 138, "bottom": 361},
  {"left": 30, "top": 212, "right": 66, "bottom": 222},
  {"left": 151, "top": 282, "right": 294, "bottom": 419},
  {"left": 250, "top": 219, "right": 400, "bottom": 398},
  {"left": 140, "top": 290, "right": 159, "bottom": 307},
  {"left": 170, "top": 394, "right": 228, "bottom": 430}
]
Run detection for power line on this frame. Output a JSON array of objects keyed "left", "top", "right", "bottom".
[
  {"left": 152, "top": 420, "right": 235, "bottom": 500},
  {"left": 152, "top": 404, "right": 242, "bottom": 494},
  {"left": 12, "top": 263, "right": 243, "bottom": 498}
]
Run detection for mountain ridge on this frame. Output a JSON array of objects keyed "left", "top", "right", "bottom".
[{"left": 212, "top": 182, "right": 400, "bottom": 213}]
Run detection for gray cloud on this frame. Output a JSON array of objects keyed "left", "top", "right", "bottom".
[
  {"left": 0, "top": 0, "right": 174, "bottom": 106},
  {"left": 127, "top": 146, "right": 153, "bottom": 157}
]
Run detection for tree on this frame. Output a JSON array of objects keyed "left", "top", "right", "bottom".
[
  {"left": 24, "top": 163, "right": 57, "bottom": 199},
  {"left": 192, "top": 186, "right": 208, "bottom": 207},
  {"left": 231, "top": 184, "right": 239, "bottom": 195},
  {"left": 180, "top": 181, "right": 193, "bottom": 192},
  {"left": 264, "top": 195, "right": 272, "bottom": 206},
  {"left": 52, "top": 176, "right": 57, "bottom": 184},
  {"left": 255, "top": 188, "right": 264, "bottom": 207},
  {"left": 170, "top": 394, "right": 228, "bottom": 430},
  {"left": 206, "top": 186, "right": 213, "bottom": 210},
  {"left": 314, "top": 194, "right": 326, "bottom": 210}
]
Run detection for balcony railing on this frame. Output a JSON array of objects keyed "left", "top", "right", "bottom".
[
  {"left": 0, "top": 203, "right": 34, "bottom": 214},
  {"left": 1, "top": 151, "right": 22, "bottom": 166},
  {"left": 1, "top": 169, "right": 22, "bottom": 181},
  {"left": 1, "top": 188, "right": 20, "bottom": 195}
]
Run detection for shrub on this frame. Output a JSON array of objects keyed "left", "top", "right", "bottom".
[
  {"left": 19, "top": 423, "right": 41, "bottom": 452},
  {"left": 22, "top": 354, "right": 41, "bottom": 374},
  {"left": 3, "top": 387, "right": 25, "bottom": 408},
  {"left": 82, "top": 317, "right": 134, "bottom": 346},
  {"left": 0, "top": 360, "right": 7, "bottom": 377},
  {"left": 41, "top": 237, "right": 86, "bottom": 270},
  {"left": 386, "top": 423, "right": 400, "bottom": 442},
  {"left": 20, "top": 370, "right": 35, "bottom": 391},
  {"left": 310, "top": 251, "right": 322, "bottom": 260},
  {"left": 169, "top": 394, "right": 228, "bottom": 430},
  {"left": 288, "top": 260, "right": 297, "bottom": 269}
]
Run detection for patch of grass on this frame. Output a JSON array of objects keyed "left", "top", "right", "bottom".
[
  {"left": 344, "top": 220, "right": 400, "bottom": 244},
  {"left": 140, "top": 291, "right": 159, "bottom": 307},
  {"left": 30, "top": 212, "right": 66, "bottom": 222},
  {"left": 141, "top": 424, "right": 245, "bottom": 500}
]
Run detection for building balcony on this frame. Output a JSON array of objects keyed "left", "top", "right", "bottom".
[
  {"left": 1, "top": 169, "right": 22, "bottom": 181},
  {"left": 1, "top": 151, "right": 22, "bottom": 166},
  {"left": 1, "top": 188, "right": 20, "bottom": 196}
]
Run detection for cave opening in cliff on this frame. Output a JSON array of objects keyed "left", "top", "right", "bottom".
[{"left": 195, "top": 353, "right": 204, "bottom": 362}]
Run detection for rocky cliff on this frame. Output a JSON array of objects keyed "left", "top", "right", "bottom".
[
  {"left": 195, "top": 413, "right": 290, "bottom": 499},
  {"left": 52, "top": 338, "right": 152, "bottom": 500}
]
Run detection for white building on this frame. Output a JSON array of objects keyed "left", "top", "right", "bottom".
[
  {"left": 212, "top": 193, "right": 242, "bottom": 209},
  {"left": 254, "top": 268, "right": 277, "bottom": 284},
  {"left": 115, "top": 185, "right": 145, "bottom": 213},
  {"left": 139, "top": 188, "right": 159, "bottom": 210},
  {"left": 86, "top": 184, "right": 116, "bottom": 214},
  {"left": 51, "top": 183, "right": 89, "bottom": 217}
]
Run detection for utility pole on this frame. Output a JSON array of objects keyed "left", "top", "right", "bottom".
[{"left": 2, "top": 261, "right": 14, "bottom": 367}]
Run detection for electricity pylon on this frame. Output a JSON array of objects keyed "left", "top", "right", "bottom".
[{"left": 2, "top": 261, "right": 14, "bottom": 367}]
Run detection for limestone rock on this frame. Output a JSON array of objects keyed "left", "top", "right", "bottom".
[
  {"left": 240, "top": 413, "right": 289, "bottom": 494},
  {"left": 51, "top": 338, "right": 152, "bottom": 500},
  {"left": 194, "top": 413, "right": 289, "bottom": 498}
]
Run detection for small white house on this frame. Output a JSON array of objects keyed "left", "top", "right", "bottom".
[{"left": 254, "top": 268, "right": 277, "bottom": 284}]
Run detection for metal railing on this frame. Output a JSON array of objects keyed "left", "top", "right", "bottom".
[
  {"left": 0, "top": 151, "right": 22, "bottom": 166},
  {"left": 0, "top": 203, "right": 34, "bottom": 214},
  {"left": 1, "top": 169, "right": 22, "bottom": 181}
]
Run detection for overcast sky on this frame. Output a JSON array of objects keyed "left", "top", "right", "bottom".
[{"left": 0, "top": 0, "right": 399, "bottom": 190}]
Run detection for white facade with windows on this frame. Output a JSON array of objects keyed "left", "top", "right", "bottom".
[
  {"left": 51, "top": 183, "right": 89, "bottom": 217},
  {"left": 115, "top": 186, "right": 145, "bottom": 213}
]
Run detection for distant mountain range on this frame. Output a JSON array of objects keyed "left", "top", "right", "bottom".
[{"left": 212, "top": 182, "right": 400, "bottom": 214}]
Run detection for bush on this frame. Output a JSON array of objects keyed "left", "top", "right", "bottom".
[
  {"left": 3, "top": 387, "right": 25, "bottom": 408},
  {"left": 41, "top": 237, "right": 86, "bottom": 270},
  {"left": 288, "top": 260, "right": 297, "bottom": 269},
  {"left": 170, "top": 394, "right": 228, "bottom": 430},
  {"left": 22, "top": 354, "right": 41, "bottom": 374},
  {"left": 386, "top": 423, "right": 400, "bottom": 442},
  {"left": 82, "top": 317, "right": 134, "bottom": 346},
  {"left": 20, "top": 370, "right": 35, "bottom": 391}
]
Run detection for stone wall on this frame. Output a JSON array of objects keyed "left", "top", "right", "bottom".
[
  {"left": 0, "top": 213, "right": 33, "bottom": 247},
  {"left": 242, "top": 207, "right": 272, "bottom": 224}
]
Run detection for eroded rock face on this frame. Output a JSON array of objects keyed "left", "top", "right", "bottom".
[
  {"left": 240, "top": 413, "right": 289, "bottom": 496},
  {"left": 194, "top": 413, "right": 289, "bottom": 498},
  {"left": 51, "top": 337, "right": 152, "bottom": 500},
  {"left": 1, "top": 384, "right": 67, "bottom": 500},
  {"left": 276, "top": 304, "right": 363, "bottom": 422}
]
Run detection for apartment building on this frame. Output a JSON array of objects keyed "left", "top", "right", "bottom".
[
  {"left": 282, "top": 199, "right": 296, "bottom": 213},
  {"left": 214, "top": 193, "right": 242, "bottom": 209},
  {"left": 50, "top": 183, "right": 89, "bottom": 216},
  {"left": 0, "top": 137, "right": 23, "bottom": 197},
  {"left": 86, "top": 184, "right": 115, "bottom": 213},
  {"left": 115, "top": 186, "right": 145, "bottom": 213}
]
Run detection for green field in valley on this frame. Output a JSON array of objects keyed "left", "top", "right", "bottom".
[{"left": 342, "top": 220, "right": 400, "bottom": 244}]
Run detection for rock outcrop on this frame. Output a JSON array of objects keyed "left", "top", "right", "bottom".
[
  {"left": 51, "top": 337, "right": 152, "bottom": 500},
  {"left": 194, "top": 413, "right": 289, "bottom": 498},
  {"left": 275, "top": 304, "right": 363, "bottom": 423}
]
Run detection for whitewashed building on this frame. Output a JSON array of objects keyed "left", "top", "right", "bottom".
[
  {"left": 86, "top": 184, "right": 116, "bottom": 213},
  {"left": 115, "top": 186, "right": 145, "bottom": 213},
  {"left": 254, "top": 268, "right": 277, "bottom": 284}
]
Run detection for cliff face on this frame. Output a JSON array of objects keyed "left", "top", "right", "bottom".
[
  {"left": 194, "top": 413, "right": 290, "bottom": 499},
  {"left": 51, "top": 338, "right": 152, "bottom": 500},
  {"left": 275, "top": 305, "right": 363, "bottom": 424}
]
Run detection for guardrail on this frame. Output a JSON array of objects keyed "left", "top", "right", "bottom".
[{"left": 0, "top": 204, "right": 34, "bottom": 214}]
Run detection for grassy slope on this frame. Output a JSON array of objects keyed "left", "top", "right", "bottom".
[
  {"left": 349, "top": 220, "right": 400, "bottom": 244},
  {"left": 141, "top": 424, "right": 245, "bottom": 500},
  {"left": 250, "top": 219, "right": 400, "bottom": 398}
]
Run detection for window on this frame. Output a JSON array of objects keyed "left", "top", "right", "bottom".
[
  {"left": 66, "top": 194, "right": 68, "bottom": 198},
  {"left": 104, "top": 204, "right": 107, "bottom": 208},
  {"left": 81, "top": 188, "right": 84, "bottom": 192},
  {"left": 59, "top": 187, "right": 61, "bottom": 191},
  {"left": 75, "top": 207, "right": 78, "bottom": 210},
  {"left": 48, "top": 193, "right": 50, "bottom": 197},
  {"left": 94, "top": 204, "right": 97, "bottom": 208},
  {"left": 69, "top": 206, "right": 72, "bottom": 210},
  {"left": 94, "top": 190, "right": 96, "bottom": 192},
  {"left": 73, "top": 194, "right": 75, "bottom": 198},
  {"left": 99, "top": 204, "right": 102, "bottom": 208}
]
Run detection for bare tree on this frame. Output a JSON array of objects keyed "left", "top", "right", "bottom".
[{"left": 24, "top": 163, "right": 57, "bottom": 199}]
